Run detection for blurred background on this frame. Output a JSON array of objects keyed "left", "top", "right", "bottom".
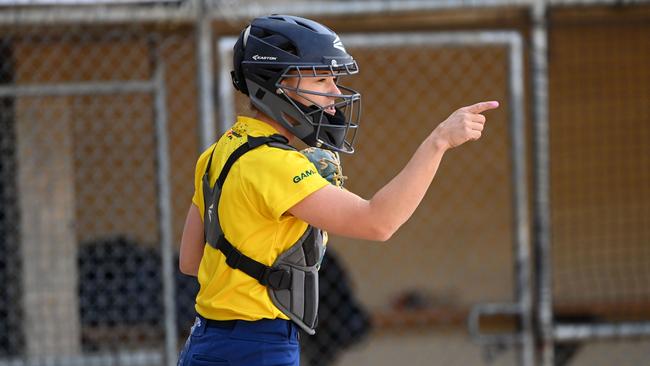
[{"left": 0, "top": 1, "right": 648, "bottom": 365}]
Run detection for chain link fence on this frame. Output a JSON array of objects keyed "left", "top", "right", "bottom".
[
  {"left": 541, "top": 5, "right": 650, "bottom": 365},
  {"left": 219, "top": 30, "right": 528, "bottom": 366},
  {"left": 325, "top": 32, "right": 521, "bottom": 360},
  {"left": 0, "top": 1, "right": 649, "bottom": 366},
  {"left": 0, "top": 15, "right": 200, "bottom": 365},
  {"left": 549, "top": 5, "right": 650, "bottom": 318}
]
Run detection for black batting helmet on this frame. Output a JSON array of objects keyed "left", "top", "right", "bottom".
[{"left": 231, "top": 15, "right": 361, "bottom": 153}]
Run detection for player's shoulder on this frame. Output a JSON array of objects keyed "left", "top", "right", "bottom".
[
  {"left": 246, "top": 141, "right": 309, "bottom": 166},
  {"left": 197, "top": 128, "right": 249, "bottom": 163},
  {"left": 193, "top": 142, "right": 218, "bottom": 172},
  {"left": 197, "top": 142, "right": 218, "bottom": 162}
]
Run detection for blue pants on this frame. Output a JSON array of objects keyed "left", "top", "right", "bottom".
[{"left": 177, "top": 315, "right": 300, "bottom": 366}]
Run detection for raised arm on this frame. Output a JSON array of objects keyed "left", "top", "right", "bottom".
[{"left": 288, "top": 101, "right": 499, "bottom": 241}]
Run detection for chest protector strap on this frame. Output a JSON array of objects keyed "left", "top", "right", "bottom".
[{"left": 202, "top": 134, "right": 325, "bottom": 335}]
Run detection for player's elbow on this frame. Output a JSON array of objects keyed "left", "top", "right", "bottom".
[
  {"left": 352, "top": 212, "right": 400, "bottom": 242},
  {"left": 367, "top": 222, "right": 397, "bottom": 242},
  {"left": 376, "top": 230, "right": 393, "bottom": 242},
  {"left": 179, "top": 256, "right": 198, "bottom": 277},
  {"left": 178, "top": 259, "right": 190, "bottom": 275}
]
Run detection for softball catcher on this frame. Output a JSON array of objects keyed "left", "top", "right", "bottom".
[{"left": 178, "top": 14, "right": 498, "bottom": 366}]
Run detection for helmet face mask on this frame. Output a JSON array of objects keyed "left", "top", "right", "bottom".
[
  {"left": 231, "top": 15, "right": 362, "bottom": 154},
  {"left": 276, "top": 65, "right": 361, "bottom": 153}
]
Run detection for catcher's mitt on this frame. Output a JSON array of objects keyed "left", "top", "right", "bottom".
[{"left": 301, "top": 147, "right": 347, "bottom": 188}]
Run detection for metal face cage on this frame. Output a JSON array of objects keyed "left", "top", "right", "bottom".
[{"left": 276, "top": 63, "right": 362, "bottom": 153}]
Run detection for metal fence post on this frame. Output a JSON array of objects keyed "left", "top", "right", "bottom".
[
  {"left": 196, "top": 0, "right": 216, "bottom": 150},
  {"left": 508, "top": 33, "right": 535, "bottom": 366},
  {"left": 152, "top": 48, "right": 178, "bottom": 366},
  {"left": 530, "top": 2, "right": 554, "bottom": 365}
]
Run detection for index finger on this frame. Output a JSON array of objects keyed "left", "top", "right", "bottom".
[{"left": 464, "top": 101, "right": 500, "bottom": 114}]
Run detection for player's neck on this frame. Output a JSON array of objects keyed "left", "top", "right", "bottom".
[{"left": 254, "top": 110, "right": 295, "bottom": 143}]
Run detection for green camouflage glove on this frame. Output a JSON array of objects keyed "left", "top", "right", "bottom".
[{"left": 301, "top": 147, "right": 347, "bottom": 188}]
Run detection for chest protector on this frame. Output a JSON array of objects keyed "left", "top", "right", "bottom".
[{"left": 202, "top": 134, "right": 325, "bottom": 335}]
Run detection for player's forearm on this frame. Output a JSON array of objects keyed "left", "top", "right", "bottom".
[{"left": 368, "top": 134, "right": 448, "bottom": 240}]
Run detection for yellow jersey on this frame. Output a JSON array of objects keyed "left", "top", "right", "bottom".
[{"left": 191, "top": 116, "right": 329, "bottom": 321}]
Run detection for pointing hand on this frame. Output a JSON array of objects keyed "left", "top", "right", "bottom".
[{"left": 430, "top": 101, "right": 499, "bottom": 150}]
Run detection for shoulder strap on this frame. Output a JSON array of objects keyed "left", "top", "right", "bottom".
[
  {"left": 205, "top": 134, "right": 294, "bottom": 189},
  {"left": 202, "top": 133, "right": 295, "bottom": 290}
]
